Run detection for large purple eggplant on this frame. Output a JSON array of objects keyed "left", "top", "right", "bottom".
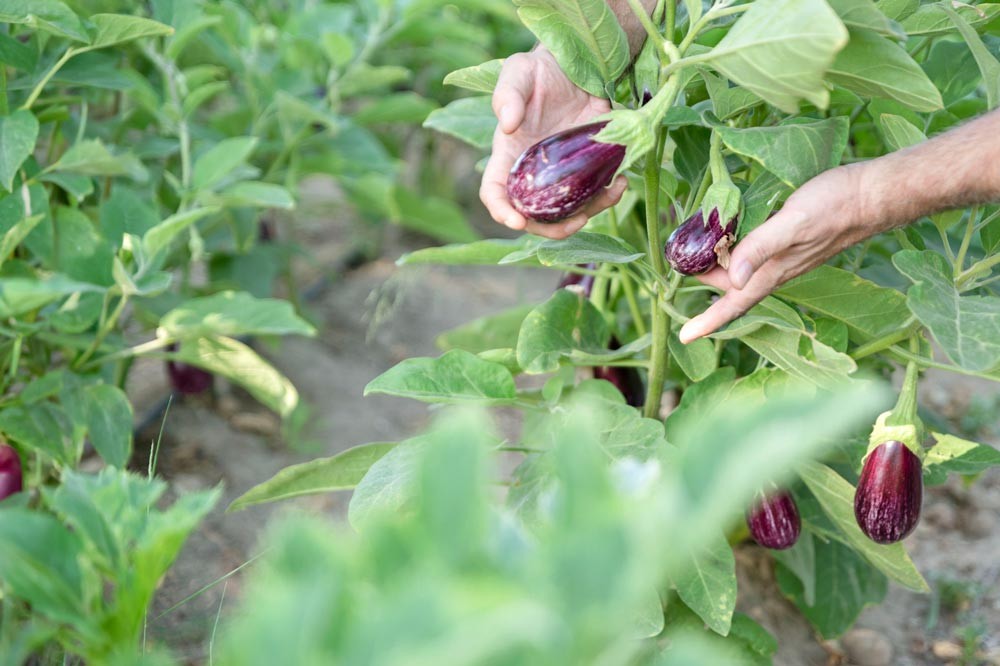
[
  {"left": 746, "top": 490, "right": 800, "bottom": 550},
  {"left": 854, "top": 440, "right": 923, "bottom": 544},
  {"left": 557, "top": 263, "right": 598, "bottom": 297},
  {"left": 0, "top": 443, "right": 23, "bottom": 500},
  {"left": 507, "top": 122, "right": 625, "bottom": 223},
  {"left": 664, "top": 208, "right": 738, "bottom": 275},
  {"left": 593, "top": 363, "right": 644, "bottom": 408},
  {"left": 166, "top": 343, "right": 214, "bottom": 395}
]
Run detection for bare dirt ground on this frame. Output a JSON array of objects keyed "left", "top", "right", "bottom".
[{"left": 128, "top": 178, "right": 1000, "bottom": 665}]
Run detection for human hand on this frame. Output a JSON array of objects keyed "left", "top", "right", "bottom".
[
  {"left": 480, "top": 47, "right": 628, "bottom": 240},
  {"left": 678, "top": 163, "right": 887, "bottom": 342}
]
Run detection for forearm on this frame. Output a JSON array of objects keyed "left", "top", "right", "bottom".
[
  {"left": 609, "top": 0, "right": 658, "bottom": 54},
  {"left": 858, "top": 110, "right": 1000, "bottom": 229}
]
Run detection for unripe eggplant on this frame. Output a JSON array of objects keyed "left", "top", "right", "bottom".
[
  {"left": 593, "top": 364, "right": 644, "bottom": 408},
  {"left": 166, "top": 344, "right": 214, "bottom": 395},
  {"left": 746, "top": 490, "right": 800, "bottom": 550},
  {"left": 854, "top": 440, "right": 922, "bottom": 544},
  {"left": 557, "top": 263, "right": 597, "bottom": 297},
  {"left": 507, "top": 122, "right": 625, "bottom": 223},
  {"left": 663, "top": 208, "right": 738, "bottom": 275},
  {"left": 0, "top": 444, "right": 23, "bottom": 501}
]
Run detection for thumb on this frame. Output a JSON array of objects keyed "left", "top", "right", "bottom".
[
  {"left": 728, "top": 208, "right": 805, "bottom": 289},
  {"left": 492, "top": 54, "right": 534, "bottom": 134}
]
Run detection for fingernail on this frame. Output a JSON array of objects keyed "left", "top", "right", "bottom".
[
  {"left": 731, "top": 260, "right": 753, "bottom": 289},
  {"left": 679, "top": 320, "right": 704, "bottom": 344}
]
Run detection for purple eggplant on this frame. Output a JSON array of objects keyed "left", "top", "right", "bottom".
[
  {"left": 593, "top": 364, "right": 644, "bottom": 408},
  {"left": 507, "top": 122, "right": 626, "bottom": 223},
  {"left": 166, "top": 343, "right": 214, "bottom": 395},
  {"left": 557, "top": 263, "right": 598, "bottom": 297},
  {"left": 854, "top": 440, "right": 923, "bottom": 544},
  {"left": 0, "top": 444, "right": 23, "bottom": 500},
  {"left": 663, "top": 208, "right": 738, "bottom": 275},
  {"left": 747, "top": 490, "right": 800, "bottom": 550}
]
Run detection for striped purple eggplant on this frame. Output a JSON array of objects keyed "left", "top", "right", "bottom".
[
  {"left": 664, "top": 208, "right": 738, "bottom": 275},
  {"left": 747, "top": 490, "right": 800, "bottom": 550},
  {"left": 507, "top": 122, "right": 625, "bottom": 223},
  {"left": 854, "top": 440, "right": 923, "bottom": 544},
  {"left": 0, "top": 443, "right": 23, "bottom": 501},
  {"left": 166, "top": 343, "right": 214, "bottom": 395},
  {"left": 593, "top": 363, "right": 644, "bottom": 408},
  {"left": 557, "top": 263, "right": 598, "bottom": 297}
]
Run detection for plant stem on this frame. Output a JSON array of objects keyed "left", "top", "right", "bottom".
[
  {"left": 937, "top": 224, "right": 955, "bottom": 264},
  {"left": 953, "top": 207, "right": 977, "bottom": 274},
  {"left": 677, "top": 4, "right": 750, "bottom": 55},
  {"left": 665, "top": 0, "right": 676, "bottom": 38},
  {"left": 886, "top": 355, "right": 919, "bottom": 427},
  {"left": 83, "top": 336, "right": 173, "bottom": 370},
  {"left": 609, "top": 208, "right": 648, "bottom": 336},
  {"left": 22, "top": 49, "right": 77, "bottom": 110},
  {"left": 955, "top": 251, "right": 1000, "bottom": 288},
  {"left": 625, "top": 0, "right": 665, "bottom": 50},
  {"left": 74, "top": 294, "right": 129, "bottom": 369},
  {"left": 850, "top": 321, "right": 918, "bottom": 360},
  {"left": 642, "top": 132, "right": 670, "bottom": 418}
]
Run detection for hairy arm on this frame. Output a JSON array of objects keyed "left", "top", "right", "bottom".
[{"left": 680, "top": 109, "right": 1000, "bottom": 343}]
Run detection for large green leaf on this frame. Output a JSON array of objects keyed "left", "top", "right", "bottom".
[
  {"left": 798, "top": 462, "right": 929, "bottom": 592},
  {"left": 392, "top": 188, "right": 479, "bottom": 244},
  {"left": 192, "top": 137, "right": 258, "bottom": 191},
  {"left": 535, "top": 232, "right": 644, "bottom": 266},
  {"left": 348, "top": 436, "right": 425, "bottom": 528},
  {"left": 364, "top": 349, "right": 517, "bottom": 404},
  {"left": 397, "top": 238, "right": 538, "bottom": 266},
  {"left": 159, "top": 291, "right": 316, "bottom": 339},
  {"left": 86, "top": 14, "right": 173, "bottom": 49},
  {"left": 776, "top": 265, "right": 911, "bottom": 341},
  {"left": 776, "top": 538, "right": 888, "bottom": 638},
  {"left": 0, "top": 275, "right": 103, "bottom": 318},
  {"left": 940, "top": 5, "right": 1000, "bottom": 110},
  {"left": 922, "top": 40, "right": 981, "bottom": 108},
  {"left": 875, "top": 112, "right": 926, "bottom": 150},
  {"left": 828, "top": 29, "right": 942, "bottom": 112},
  {"left": 923, "top": 432, "right": 1000, "bottom": 484},
  {"left": 0, "top": 0, "right": 89, "bottom": 42},
  {"left": 48, "top": 139, "right": 147, "bottom": 181},
  {"left": 516, "top": 289, "right": 609, "bottom": 373},
  {"left": 716, "top": 118, "right": 849, "bottom": 188},
  {"left": 423, "top": 96, "right": 496, "bottom": 150},
  {"left": 703, "top": 0, "right": 849, "bottom": 112},
  {"left": 894, "top": 250, "right": 1000, "bottom": 372},
  {"left": 0, "top": 403, "right": 75, "bottom": 464},
  {"left": 229, "top": 442, "right": 397, "bottom": 511},
  {"left": 444, "top": 59, "right": 503, "bottom": 94},
  {"left": 671, "top": 532, "right": 737, "bottom": 636},
  {"left": 142, "top": 207, "right": 219, "bottom": 261},
  {"left": 827, "top": 0, "right": 905, "bottom": 36},
  {"left": 0, "top": 110, "right": 39, "bottom": 191},
  {"left": 513, "top": 0, "right": 630, "bottom": 97},
  {"left": 437, "top": 304, "right": 535, "bottom": 354},
  {"left": 82, "top": 384, "right": 132, "bottom": 468},
  {"left": 900, "top": 3, "right": 1000, "bottom": 36}
]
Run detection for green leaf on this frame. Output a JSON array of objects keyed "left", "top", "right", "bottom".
[
  {"left": 922, "top": 40, "right": 981, "bottom": 108},
  {"left": 83, "top": 384, "right": 132, "bottom": 468},
  {"left": 738, "top": 327, "right": 857, "bottom": 390},
  {"left": 940, "top": 5, "right": 1000, "bottom": 110},
  {"left": 739, "top": 171, "right": 789, "bottom": 237},
  {"left": 355, "top": 93, "right": 438, "bottom": 125},
  {"left": 671, "top": 532, "right": 737, "bottom": 636},
  {"left": 348, "top": 436, "right": 425, "bottom": 528},
  {"left": 423, "top": 96, "right": 496, "bottom": 150},
  {"left": 392, "top": 188, "right": 479, "bottom": 244},
  {"left": 173, "top": 336, "right": 300, "bottom": 416},
  {"left": 668, "top": 333, "right": 717, "bottom": 382},
  {"left": 827, "top": 0, "right": 905, "bottom": 37},
  {"left": 397, "top": 237, "right": 538, "bottom": 266},
  {"left": 86, "top": 14, "right": 173, "bottom": 49},
  {"left": 776, "top": 265, "right": 911, "bottom": 341},
  {"left": 875, "top": 113, "right": 926, "bottom": 150},
  {"left": 798, "top": 462, "right": 929, "bottom": 592},
  {"left": 192, "top": 137, "right": 258, "bottom": 191},
  {"left": 924, "top": 432, "right": 1000, "bottom": 480},
  {"left": 0, "top": 31, "right": 39, "bottom": 71},
  {"left": 772, "top": 531, "right": 817, "bottom": 605},
  {"left": 141, "top": 207, "right": 218, "bottom": 261},
  {"left": 364, "top": 349, "right": 517, "bottom": 404},
  {"left": 875, "top": 0, "right": 917, "bottom": 21},
  {"left": 716, "top": 118, "right": 850, "bottom": 188},
  {"left": 0, "top": 214, "right": 43, "bottom": 271},
  {"left": 0, "top": 403, "right": 74, "bottom": 464},
  {"left": 50, "top": 207, "right": 114, "bottom": 285},
  {"left": 0, "top": 275, "right": 102, "bottom": 318},
  {"left": 900, "top": 3, "right": 1000, "bottom": 36},
  {"left": 513, "top": 0, "right": 630, "bottom": 97},
  {"left": 516, "top": 289, "right": 609, "bottom": 373},
  {"left": 776, "top": 538, "right": 888, "bottom": 638},
  {"left": 444, "top": 59, "right": 503, "bottom": 93},
  {"left": 535, "top": 232, "right": 644, "bottom": 266},
  {"left": 437, "top": 304, "right": 534, "bottom": 354},
  {"left": 0, "top": 110, "right": 39, "bottom": 192},
  {"left": 703, "top": 0, "right": 849, "bottom": 112},
  {"left": 702, "top": 71, "right": 763, "bottom": 120},
  {"left": 48, "top": 139, "right": 147, "bottom": 181},
  {"left": 828, "top": 29, "right": 942, "bottom": 112},
  {"left": 0, "top": 0, "right": 89, "bottom": 42},
  {"left": 894, "top": 250, "right": 1000, "bottom": 371},
  {"left": 206, "top": 181, "right": 295, "bottom": 210},
  {"left": 160, "top": 291, "right": 316, "bottom": 339},
  {"left": 228, "top": 442, "right": 396, "bottom": 511}
]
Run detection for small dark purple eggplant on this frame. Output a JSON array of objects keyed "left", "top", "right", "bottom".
[
  {"left": 507, "top": 122, "right": 625, "bottom": 223},
  {"left": 854, "top": 440, "right": 922, "bottom": 544},
  {"left": 557, "top": 263, "right": 598, "bottom": 297},
  {"left": 166, "top": 344, "right": 214, "bottom": 395},
  {"left": 663, "top": 208, "right": 738, "bottom": 276},
  {"left": 746, "top": 490, "right": 801, "bottom": 550},
  {"left": 0, "top": 443, "right": 23, "bottom": 501},
  {"left": 593, "top": 337, "right": 644, "bottom": 408}
]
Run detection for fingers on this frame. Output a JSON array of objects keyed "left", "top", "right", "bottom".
[
  {"left": 728, "top": 208, "right": 808, "bottom": 289},
  {"left": 523, "top": 215, "right": 589, "bottom": 239},
  {"left": 493, "top": 53, "right": 534, "bottom": 134},
  {"left": 480, "top": 131, "right": 526, "bottom": 230},
  {"left": 581, "top": 176, "right": 628, "bottom": 218},
  {"left": 678, "top": 269, "right": 777, "bottom": 343}
]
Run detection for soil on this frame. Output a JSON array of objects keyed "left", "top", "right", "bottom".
[{"left": 128, "top": 176, "right": 1000, "bottom": 665}]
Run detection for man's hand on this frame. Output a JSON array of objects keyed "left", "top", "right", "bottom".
[
  {"left": 480, "top": 47, "right": 627, "bottom": 240},
  {"left": 679, "top": 164, "right": 878, "bottom": 342}
]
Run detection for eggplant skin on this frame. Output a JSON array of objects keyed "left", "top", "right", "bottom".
[
  {"left": 854, "top": 440, "right": 923, "bottom": 544},
  {"left": 0, "top": 444, "right": 23, "bottom": 501},
  {"left": 663, "top": 208, "right": 738, "bottom": 275},
  {"left": 557, "top": 263, "right": 598, "bottom": 298},
  {"left": 746, "top": 490, "right": 801, "bottom": 550},
  {"left": 593, "top": 364, "right": 645, "bottom": 408},
  {"left": 507, "top": 122, "right": 626, "bottom": 223}
]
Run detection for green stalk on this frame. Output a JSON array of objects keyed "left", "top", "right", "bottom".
[
  {"left": 22, "top": 49, "right": 77, "bottom": 110},
  {"left": 642, "top": 134, "right": 669, "bottom": 418},
  {"left": 850, "top": 320, "right": 918, "bottom": 360},
  {"left": 609, "top": 208, "right": 648, "bottom": 336},
  {"left": 955, "top": 251, "right": 1000, "bottom": 288},
  {"left": 953, "top": 206, "right": 978, "bottom": 274}
]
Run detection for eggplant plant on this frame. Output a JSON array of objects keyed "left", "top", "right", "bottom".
[{"left": 234, "top": 0, "right": 1000, "bottom": 659}]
